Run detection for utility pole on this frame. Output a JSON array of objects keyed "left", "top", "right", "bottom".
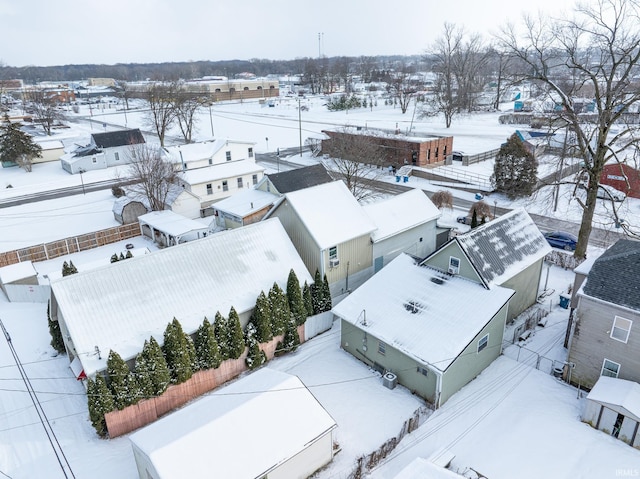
[{"left": 298, "top": 98, "right": 303, "bottom": 157}]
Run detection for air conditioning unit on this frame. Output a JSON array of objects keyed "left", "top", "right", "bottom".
[
  {"left": 382, "top": 372, "right": 397, "bottom": 390},
  {"left": 329, "top": 258, "right": 340, "bottom": 267},
  {"left": 448, "top": 266, "right": 459, "bottom": 275}
]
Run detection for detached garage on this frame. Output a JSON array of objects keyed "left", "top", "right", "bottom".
[
  {"left": 130, "top": 368, "right": 337, "bottom": 479},
  {"left": 582, "top": 376, "right": 640, "bottom": 447}
]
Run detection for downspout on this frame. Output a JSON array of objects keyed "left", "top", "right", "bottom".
[{"left": 435, "top": 368, "right": 443, "bottom": 409}]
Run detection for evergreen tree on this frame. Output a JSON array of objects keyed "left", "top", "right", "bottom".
[
  {"left": 106, "top": 350, "right": 138, "bottom": 410},
  {"left": 110, "top": 254, "right": 119, "bottom": 263},
  {"left": 135, "top": 337, "right": 171, "bottom": 397},
  {"left": 244, "top": 323, "right": 267, "bottom": 370},
  {"left": 162, "top": 318, "right": 193, "bottom": 384},
  {"left": 119, "top": 252, "right": 125, "bottom": 261},
  {"left": 311, "top": 269, "right": 324, "bottom": 315},
  {"left": 194, "top": 317, "right": 222, "bottom": 370},
  {"left": 87, "top": 374, "right": 115, "bottom": 438},
  {"left": 125, "top": 250, "right": 133, "bottom": 259},
  {"left": 227, "top": 307, "right": 245, "bottom": 360},
  {"left": 281, "top": 316, "right": 301, "bottom": 353},
  {"left": 491, "top": 133, "right": 538, "bottom": 199},
  {"left": 47, "top": 303, "right": 65, "bottom": 354},
  {"left": 286, "top": 269, "right": 307, "bottom": 326},
  {"left": 268, "top": 283, "right": 289, "bottom": 336},
  {"left": 471, "top": 208, "right": 479, "bottom": 229},
  {"left": 321, "top": 274, "right": 332, "bottom": 312},
  {"left": 303, "top": 281, "right": 314, "bottom": 317},
  {"left": 213, "top": 311, "right": 229, "bottom": 360},
  {"left": 0, "top": 113, "right": 42, "bottom": 171},
  {"left": 250, "top": 291, "right": 272, "bottom": 343}
]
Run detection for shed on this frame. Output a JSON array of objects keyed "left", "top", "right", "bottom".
[
  {"left": 210, "top": 188, "right": 278, "bottom": 229},
  {"left": 0, "top": 261, "right": 39, "bottom": 301},
  {"left": 138, "top": 210, "right": 213, "bottom": 246},
  {"left": 582, "top": 376, "right": 640, "bottom": 447},
  {"left": 129, "top": 368, "right": 337, "bottom": 479}
]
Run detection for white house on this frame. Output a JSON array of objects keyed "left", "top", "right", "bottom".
[
  {"left": 363, "top": 188, "right": 441, "bottom": 271},
  {"left": 129, "top": 368, "right": 337, "bottom": 479},
  {"left": 49, "top": 218, "right": 312, "bottom": 379},
  {"left": 163, "top": 139, "right": 256, "bottom": 170},
  {"left": 60, "top": 129, "right": 145, "bottom": 174}
]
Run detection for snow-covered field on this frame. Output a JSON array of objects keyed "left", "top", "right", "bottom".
[{"left": 1, "top": 98, "right": 638, "bottom": 478}]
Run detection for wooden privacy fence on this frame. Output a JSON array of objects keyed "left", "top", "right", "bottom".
[
  {"left": 0, "top": 223, "right": 141, "bottom": 268},
  {"left": 105, "top": 325, "right": 305, "bottom": 438}
]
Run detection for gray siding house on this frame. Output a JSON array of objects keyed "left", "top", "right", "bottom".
[
  {"left": 567, "top": 239, "right": 640, "bottom": 389},
  {"left": 256, "top": 163, "right": 334, "bottom": 195},
  {"left": 333, "top": 254, "right": 514, "bottom": 408},
  {"left": 421, "top": 208, "right": 551, "bottom": 321}
]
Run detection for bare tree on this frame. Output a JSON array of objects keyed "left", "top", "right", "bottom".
[
  {"left": 23, "top": 88, "right": 60, "bottom": 135},
  {"left": 126, "top": 144, "right": 178, "bottom": 211},
  {"left": 173, "top": 83, "right": 205, "bottom": 143},
  {"left": 144, "top": 82, "right": 178, "bottom": 147},
  {"left": 322, "top": 127, "right": 388, "bottom": 201},
  {"left": 499, "top": 0, "right": 640, "bottom": 257},
  {"left": 387, "top": 67, "right": 419, "bottom": 114},
  {"left": 431, "top": 190, "right": 454, "bottom": 209},
  {"left": 452, "top": 32, "right": 490, "bottom": 113}
]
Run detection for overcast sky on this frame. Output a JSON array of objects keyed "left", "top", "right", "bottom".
[{"left": 1, "top": 0, "right": 576, "bottom": 68}]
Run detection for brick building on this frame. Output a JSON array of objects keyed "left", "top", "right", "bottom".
[
  {"left": 321, "top": 128, "right": 454, "bottom": 168},
  {"left": 600, "top": 163, "right": 640, "bottom": 199}
]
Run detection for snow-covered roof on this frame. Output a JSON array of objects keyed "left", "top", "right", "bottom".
[
  {"left": 0, "top": 261, "right": 37, "bottom": 284},
  {"left": 210, "top": 188, "right": 277, "bottom": 216},
  {"left": 129, "top": 368, "right": 336, "bottom": 479},
  {"left": 138, "top": 210, "right": 210, "bottom": 237},
  {"left": 586, "top": 376, "right": 640, "bottom": 422},
  {"left": 282, "top": 181, "right": 377, "bottom": 249},
  {"left": 363, "top": 189, "right": 440, "bottom": 242},
  {"left": 164, "top": 139, "right": 256, "bottom": 164},
  {"left": 332, "top": 254, "right": 514, "bottom": 371},
  {"left": 394, "top": 457, "right": 464, "bottom": 478},
  {"left": 179, "top": 159, "right": 264, "bottom": 185},
  {"left": 50, "top": 219, "right": 312, "bottom": 377},
  {"left": 34, "top": 139, "right": 64, "bottom": 150},
  {"left": 452, "top": 208, "right": 551, "bottom": 287}
]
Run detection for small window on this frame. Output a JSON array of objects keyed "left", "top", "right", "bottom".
[
  {"left": 378, "top": 341, "right": 386, "bottom": 355},
  {"left": 477, "top": 334, "right": 489, "bottom": 353},
  {"left": 435, "top": 147, "right": 439, "bottom": 158},
  {"left": 611, "top": 316, "right": 632, "bottom": 343},
  {"left": 329, "top": 246, "right": 338, "bottom": 259},
  {"left": 449, "top": 256, "right": 460, "bottom": 274},
  {"left": 601, "top": 358, "right": 620, "bottom": 378},
  {"left": 215, "top": 88, "right": 221, "bottom": 93},
  {"left": 208, "top": 158, "right": 213, "bottom": 165},
  {"left": 417, "top": 366, "right": 428, "bottom": 377},
  {"left": 206, "top": 183, "right": 212, "bottom": 195},
  {"left": 248, "top": 147, "right": 254, "bottom": 158},
  {"left": 427, "top": 149, "right": 431, "bottom": 160},
  {"left": 252, "top": 174, "right": 258, "bottom": 185},
  {"left": 237, "top": 177, "right": 243, "bottom": 188},
  {"left": 226, "top": 151, "right": 232, "bottom": 161},
  {"left": 222, "top": 180, "right": 228, "bottom": 192},
  {"left": 114, "top": 152, "right": 120, "bottom": 161},
  {"left": 92, "top": 158, "right": 97, "bottom": 163},
  {"left": 244, "top": 86, "right": 249, "bottom": 91}
]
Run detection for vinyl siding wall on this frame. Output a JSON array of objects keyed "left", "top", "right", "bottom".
[
  {"left": 500, "top": 260, "right": 544, "bottom": 320},
  {"left": 372, "top": 222, "right": 438, "bottom": 269},
  {"left": 422, "top": 242, "right": 483, "bottom": 284},
  {"left": 568, "top": 296, "right": 640, "bottom": 389}
]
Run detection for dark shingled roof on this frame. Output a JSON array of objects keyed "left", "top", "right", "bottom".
[
  {"left": 583, "top": 239, "right": 640, "bottom": 311},
  {"left": 91, "top": 129, "right": 145, "bottom": 149},
  {"left": 266, "top": 163, "right": 333, "bottom": 194}
]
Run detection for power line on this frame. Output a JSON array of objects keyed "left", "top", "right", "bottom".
[{"left": 0, "top": 318, "right": 76, "bottom": 479}]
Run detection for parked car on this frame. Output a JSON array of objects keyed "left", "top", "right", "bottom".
[
  {"left": 457, "top": 215, "right": 471, "bottom": 225},
  {"left": 544, "top": 231, "right": 578, "bottom": 251},
  {"left": 578, "top": 183, "right": 625, "bottom": 202}
]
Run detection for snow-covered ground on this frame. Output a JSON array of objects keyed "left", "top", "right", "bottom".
[{"left": 1, "top": 98, "right": 638, "bottom": 479}]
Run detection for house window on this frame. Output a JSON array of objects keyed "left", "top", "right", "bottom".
[
  {"left": 248, "top": 147, "right": 254, "bottom": 158},
  {"left": 92, "top": 157, "right": 97, "bottom": 163},
  {"left": 435, "top": 147, "right": 439, "bottom": 158},
  {"left": 222, "top": 180, "right": 228, "bottom": 192},
  {"left": 226, "top": 151, "right": 232, "bottom": 161},
  {"left": 237, "top": 177, "right": 243, "bottom": 188},
  {"left": 329, "top": 246, "right": 338, "bottom": 259},
  {"left": 252, "top": 174, "right": 258, "bottom": 185},
  {"left": 114, "top": 152, "right": 120, "bottom": 161},
  {"left": 448, "top": 256, "right": 460, "bottom": 274},
  {"left": 477, "top": 334, "right": 489, "bottom": 353},
  {"left": 427, "top": 149, "right": 431, "bottom": 160},
  {"left": 208, "top": 158, "right": 213, "bottom": 165},
  {"left": 417, "top": 366, "right": 428, "bottom": 377},
  {"left": 206, "top": 183, "right": 213, "bottom": 195},
  {"left": 378, "top": 341, "right": 386, "bottom": 355},
  {"left": 601, "top": 358, "right": 621, "bottom": 378},
  {"left": 610, "top": 316, "right": 632, "bottom": 343}
]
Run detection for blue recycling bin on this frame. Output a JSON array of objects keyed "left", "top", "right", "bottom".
[
  {"left": 559, "top": 294, "right": 570, "bottom": 309},
  {"left": 395, "top": 175, "right": 400, "bottom": 182},
  {"left": 475, "top": 193, "right": 484, "bottom": 200},
  {"left": 403, "top": 175, "right": 409, "bottom": 183}
]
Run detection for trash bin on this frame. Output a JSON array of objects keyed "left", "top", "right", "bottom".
[
  {"left": 395, "top": 175, "right": 400, "bottom": 182},
  {"left": 403, "top": 175, "right": 409, "bottom": 183},
  {"left": 475, "top": 193, "right": 484, "bottom": 200},
  {"left": 559, "top": 294, "right": 570, "bottom": 309}
]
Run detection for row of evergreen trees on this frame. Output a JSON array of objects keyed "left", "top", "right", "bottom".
[
  {"left": 86, "top": 269, "right": 332, "bottom": 437},
  {"left": 110, "top": 251, "right": 133, "bottom": 263}
]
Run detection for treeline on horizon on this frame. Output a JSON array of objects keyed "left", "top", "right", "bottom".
[{"left": 0, "top": 54, "right": 425, "bottom": 84}]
